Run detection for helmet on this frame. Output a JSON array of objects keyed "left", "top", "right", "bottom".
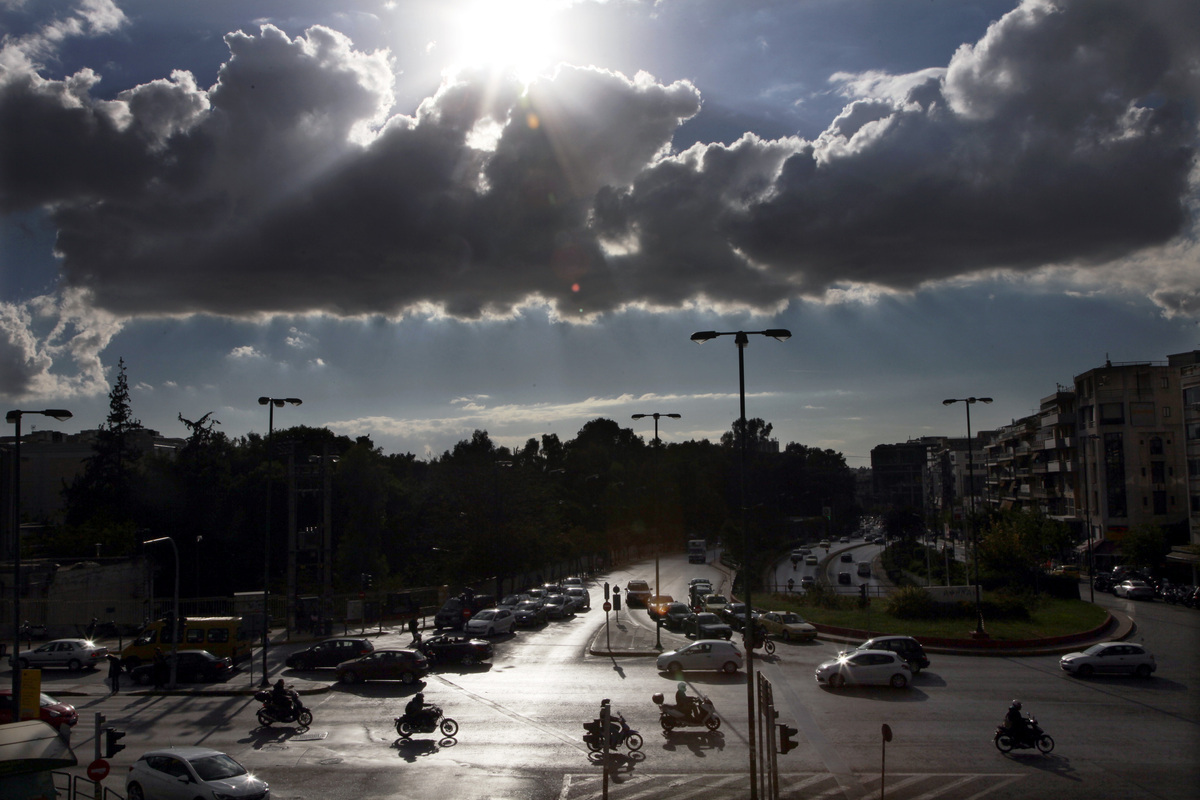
[
  {"left": 415, "top": 692, "right": 424, "bottom": 701},
  {"left": 677, "top": 682, "right": 687, "bottom": 692},
  {"left": 275, "top": 679, "right": 285, "bottom": 690},
  {"left": 1011, "top": 700, "right": 1022, "bottom": 710}
]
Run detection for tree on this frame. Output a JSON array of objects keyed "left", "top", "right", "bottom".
[
  {"left": 720, "top": 417, "right": 774, "bottom": 450},
  {"left": 1120, "top": 524, "right": 1169, "bottom": 570}
]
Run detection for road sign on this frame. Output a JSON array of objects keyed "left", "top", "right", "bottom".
[
  {"left": 603, "top": 601, "right": 611, "bottom": 612},
  {"left": 87, "top": 758, "right": 110, "bottom": 782}
]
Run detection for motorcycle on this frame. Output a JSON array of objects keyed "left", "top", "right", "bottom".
[
  {"left": 653, "top": 692, "right": 721, "bottom": 732},
  {"left": 994, "top": 716, "right": 1054, "bottom": 754},
  {"left": 395, "top": 704, "right": 459, "bottom": 739},
  {"left": 582, "top": 712, "right": 643, "bottom": 752},
  {"left": 254, "top": 688, "right": 313, "bottom": 729},
  {"left": 745, "top": 628, "right": 775, "bottom": 656}
]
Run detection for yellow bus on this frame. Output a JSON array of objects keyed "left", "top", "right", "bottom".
[{"left": 120, "top": 617, "right": 251, "bottom": 668}]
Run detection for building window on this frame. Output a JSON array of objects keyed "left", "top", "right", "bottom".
[
  {"left": 1151, "top": 462, "right": 1165, "bottom": 483},
  {"left": 1130, "top": 402, "right": 1155, "bottom": 426},
  {"left": 1161, "top": 376, "right": 1170, "bottom": 389},
  {"left": 1192, "top": 495, "right": 1200, "bottom": 513},
  {"left": 1163, "top": 407, "right": 1171, "bottom": 418},
  {"left": 1189, "top": 423, "right": 1200, "bottom": 441},
  {"left": 1149, "top": 436, "right": 1164, "bottom": 455},
  {"left": 1153, "top": 491, "right": 1167, "bottom": 515},
  {"left": 1104, "top": 432, "right": 1126, "bottom": 518},
  {"left": 1185, "top": 386, "right": 1200, "bottom": 407},
  {"left": 1100, "top": 403, "right": 1125, "bottom": 424},
  {"left": 1189, "top": 459, "right": 1200, "bottom": 476}
]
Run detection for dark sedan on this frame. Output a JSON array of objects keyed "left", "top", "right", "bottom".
[
  {"left": 285, "top": 637, "right": 375, "bottom": 670},
  {"left": 335, "top": 648, "right": 429, "bottom": 684},
  {"left": 416, "top": 634, "right": 493, "bottom": 666},
  {"left": 663, "top": 602, "right": 693, "bottom": 630},
  {"left": 719, "top": 602, "right": 758, "bottom": 631},
  {"left": 683, "top": 612, "right": 733, "bottom": 640},
  {"left": 131, "top": 650, "right": 234, "bottom": 684}
]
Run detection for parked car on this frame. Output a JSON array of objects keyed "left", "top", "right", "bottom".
[
  {"left": 815, "top": 650, "right": 912, "bottom": 689},
  {"left": 758, "top": 611, "right": 817, "bottom": 642},
  {"left": 415, "top": 633, "right": 493, "bottom": 666},
  {"left": 513, "top": 600, "right": 548, "bottom": 627},
  {"left": 131, "top": 650, "right": 234, "bottom": 684},
  {"left": 1060, "top": 642, "right": 1156, "bottom": 678},
  {"left": 561, "top": 576, "right": 584, "bottom": 589},
  {"left": 0, "top": 689, "right": 78, "bottom": 730},
  {"left": 463, "top": 608, "right": 516, "bottom": 637},
  {"left": 1113, "top": 580, "right": 1155, "bottom": 600},
  {"left": 657, "top": 640, "right": 743, "bottom": 674},
  {"left": 433, "top": 594, "right": 496, "bottom": 630},
  {"left": 842, "top": 636, "right": 930, "bottom": 673},
  {"left": 126, "top": 746, "right": 268, "bottom": 800},
  {"left": 336, "top": 649, "right": 429, "bottom": 684},
  {"left": 682, "top": 612, "right": 733, "bottom": 640},
  {"left": 498, "top": 594, "right": 527, "bottom": 610},
  {"left": 285, "top": 637, "right": 374, "bottom": 670},
  {"left": 565, "top": 586, "right": 591, "bottom": 611},
  {"left": 625, "top": 580, "right": 653, "bottom": 607},
  {"left": 542, "top": 594, "right": 571, "bottom": 619},
  {"left": 647, "top": 595, "right": 674, "bottom": 621},
  {"left": 664, "top": 602, "right": 694, "bottom": 630},
  {"left": 702, "top": 594, "right": 729, "bottom": 613},
  {"left": 10, "top": 638, "right": 108, "bottom": 671}
]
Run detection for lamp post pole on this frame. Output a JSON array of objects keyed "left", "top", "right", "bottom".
[
  {"left": 143, "top": 536, "right": 180, "bottom": 688},
  {"left": 7, "top": 408, "right": 72, "bottom": 717},
  {"left": 632, "top": 412, "right": 681, "bottom": 650},
  {"left": 943, "top": 397, "right": 992, "bottom": 637},
  {"left": 691, "top": 329, "right": 790, "bottom": 800},
  {"left": 1080, "top": 433, "right": 1099, "bottom": 603},
  {"left": 258, "top": 397, "right": 301, "bottom": 686}
]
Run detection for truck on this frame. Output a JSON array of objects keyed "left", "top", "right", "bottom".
[{"left": 688, "top": 539, "right": 707, "bottom": 564}]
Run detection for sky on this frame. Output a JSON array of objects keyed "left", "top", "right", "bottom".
[{"left": 2, "top": 0, "right": 1198, "bottom": 464}]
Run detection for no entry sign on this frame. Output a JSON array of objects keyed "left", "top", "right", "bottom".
[{"left": 87, "top": 758, "right": 110, "bottom": 782}]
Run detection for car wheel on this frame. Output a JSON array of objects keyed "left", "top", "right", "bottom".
[
  {"left": 127, "top": 782, "right": 145, "bottom": 800},
  {"left": 134, "top": 671, "right": 152, "bottom": 686},
  {"left": 889, "top": 673, "right": 908, "bottom": 689},
  {"left": 17, "top": 658, "right": 29, "bottom": 670},
  {"left": 829, "top": 673, "right": 845, "bottom": 689},
  {"left": 339, "top": 670, "right": 359, "bottom": 684},
  {"left": 400, "top": 671, "right": 417, "bottom": 685},
  {"left": 782, "top": 632, "right": 792, "bottom": 642},
  {"left": 1077, "top": 664, "right": 1094, "bottom": 678},
  {"left": 1135, "top": 664, "right": 1152, "bottom": 678},
  {"left": 667, "top": 661, "right": 683, "bottom": 674},
  {"left": 123, "top": 657, "right": 140, "bottom": 672},
  {"left": 909, "top": 663, "right": 922, "bottom": 675},
  {"left": 722, "top": 661, "right": 739, "bottom": 674},
  {"left": 67, "top": 658, "right": 82, "bottom": 671},
  {"left": 462, "top": 654, "right": 478, "bottom": 666}
]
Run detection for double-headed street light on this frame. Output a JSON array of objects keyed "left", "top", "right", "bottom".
[
  {"left": 7, "top": 408, "right": 72, "bottom": 718},
  {"left": 631, "top": 412, "right": 681, "bottom": 650},
  {"left": 943, "top": 396, "right": 992, "bottom": 637},
  {"left": 258, "top": 396, "right": 302, "bottom": 686},
  {"left": 690, "top": 329, "right": 790, "bottom": 800}
]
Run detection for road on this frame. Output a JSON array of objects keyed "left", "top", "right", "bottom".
[{"left": 42, "top": 555, "right": 1200, "bottom": 800}]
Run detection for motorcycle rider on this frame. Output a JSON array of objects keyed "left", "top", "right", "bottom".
[
  {"left": 270, "top": 679, "right": 297, "bottom": 718},
  {"left": 406, "top": 691, "right": 438, "bottom": 727},
  {"left": 675, "top": 682, "right": 697, "bottom": 721},
  {"left": 1005, "top": 700, "right": 1028, "bottom": 741}
]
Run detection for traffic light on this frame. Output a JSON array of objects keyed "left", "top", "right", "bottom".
[
  {"left": 104, "top": 727, "right": 126, "bottom": 758},
  {"left": 603, "top": 582, "right": 610, "bottom": 600},
  {"left": 859, "top": 583, "right": 868, "bottom": 599},
  {"left": 778, "top": 723, "right": 799, "bottom": 755},
  {"left": 612, "top": 590, "right": 621, "bottom": 611}
]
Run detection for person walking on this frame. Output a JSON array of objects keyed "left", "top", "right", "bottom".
[{"left": 107, "top": 653, "right": 122, "bottom": 695}]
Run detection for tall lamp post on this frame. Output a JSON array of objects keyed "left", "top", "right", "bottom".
[
  {"left": 258, "top": 396, "right": 302, "bottom": 686},
  {"left": 631, "top": 412, "right": 681, "bottom": 650},
  {"left": 691, "top": 328, "right": 790, "bottom": 800},
  {"left": 143, "top": 536, "right": 180, "bottom": 688},
  {"left": 1079, "top": 433, "right": 1100, "bottom": 603},
  {"left": 7, "top": 408, "right": 73, "bottom": 718},
  {"left": 942, "top": 396, "right": 992, "bottom": 637}
]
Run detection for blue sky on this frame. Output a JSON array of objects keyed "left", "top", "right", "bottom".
[{"left": 2, "top": 0, "right": 1198, "bottom": 463}]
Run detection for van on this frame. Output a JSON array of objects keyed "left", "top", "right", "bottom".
[
  {"left": 433, "top": 594, "right": 496, "bottom": 630},
  {"left": 120, "top": 617, "right": 251, "bottom": 668},
  {"left": 857, "top": 562, "right": 872, "bottom": 577}
]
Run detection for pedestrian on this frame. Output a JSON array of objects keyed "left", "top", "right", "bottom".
[
  {"left": 408, "top": 615, "right": 421, "bottom": 645},
  {"left": 152, "top": 647, "right": 167, "bottom": 689},
  {"left": 106, "top": 653, "right": 122, "bottom": 695}
]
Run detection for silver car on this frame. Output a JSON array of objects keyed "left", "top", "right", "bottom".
[
  {"left": 1060, "top": 642, "right": 1156, "bottom": 678},
  {"left": 126, "top": 746, "right": 268, "bottom": 800},
  {"left": 11, "top": 638, "right": 108, "bottom": 671},
  {"left": 657, "top": 639, "right": 743, "bottom": 674}
]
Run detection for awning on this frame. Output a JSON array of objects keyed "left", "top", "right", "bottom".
[{"left": 0, "top": 721, "right": 77, "bottom": 778}]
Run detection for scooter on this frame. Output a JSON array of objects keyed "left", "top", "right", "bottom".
[
  {"left": 395, "top": 705, "right": 459, "bottom": 739},
  {"left": 582, "top": 712, "right": 643, "bottom": 752},
  {"left": 994, "top": 716, "right": 1054, "bottom": 754},
  {"left": 254, "top": 688, "right": 313, "bottom": 729},
  {"left": 653, "top": 692, "right": 721, "bottom": 732}
]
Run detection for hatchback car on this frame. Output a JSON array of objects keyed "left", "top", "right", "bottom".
[
  {"left": 285, "top": 637, "right": 374, "bottom": 670},
  {"left": 513, "top": 600, "right": 548, "bottom": 627},
  {"left": 657, "top": 640, "right": 743, "bottom": 674},
  {"left": 758, "top": 611, "right": 817, "bottom": 642},
  {"left": 843, "top": 636, "right": 930, "bottom": 673},
  {"left": 126, "top": 746, "right": 268, "bottom": 800},
  {"left": 335, "top": 648, "right": 429, "bottom": 684},
  {"left": 683, "top": 612, "right": 733, "bottom": 640},
  {"left": 0, "top": 689, "right": 78, "bottom": 729},
  {"left": 131, "top": 650, "right": 233, "bottom": 684},
  {"left": 463, "top": 608, "right": 516, "bottom": 636},
  {"left": 10, "top": 638, "right": 108, "bottom": 671},
  {"left": 815, "top": 650, "right": 912, "bottom": 688},
  {"left": 416, "top": 633, "right": 493, "bottom": 666},
  {"left": 1060, "top": 642, "right": 1156, "bottom": 678},
  {"left": 542, "top": 594, "right": 571, "bottom": 619}
]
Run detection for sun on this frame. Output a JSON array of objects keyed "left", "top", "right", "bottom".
[{"left": 447, "top": 0, "right": 562, "bottom": 84}]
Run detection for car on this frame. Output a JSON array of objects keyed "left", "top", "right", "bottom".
[
  {"left": 335, "top": 648, "right": 429, "bottom": 684},
  {"left": 625, "top": 580, "right": 653, "bottom": 606},
  {"left": 857, "top": 561, "right": 872, "bottom": 577},
  {"left": 758, "top": 611, "right": 817, "bottom": 642},
  {"left": 565, "top": 586, "right": 591, "bottom": 611},
  {"left": 0, "top": 689, "right": 78, "bottom": 729},
  {"left": 688, "top": 577, "right": 713, "bottom": 587},
  {"left": 805, "top": 555, "right": 819, "bottom": 566},
  {"left": 683, "top": 612, "right": 733, "bottom": 640},
  {"left": 126, "top": 746, "right": 268, "bottom": 800},
  {"left": 415, "top": 633, "right": 493, "bottom": 666},
  {"left": 657, "top": 639, "right": 743, "bottom": 674},
  {"left": 433, "top": 594, "right": 496, "bottom": 630},
  {"left": 799, "top": 576, "right": 815, "bottom": 590},
  {"left": 1060, "top": 642, "right": 1156, "bottom": 678},
  {"left": 663, "top": 602, "right": 694, "bottom": 630},
  {"left": 815, "top": 650, "right": 912, "bottom": 689},
  {"left": 702, "top": 594, "right": 729, "bottom": 613},
  {"left": 542, "top": 593, "right": 571, "bottom": 619},
  {"left": 840, "top": 537, "right": 849, "bottom": 544},
  {"left": 131, "top": 650, "right": 234, "bottom": 684},
  {"left": 513, "top": 600, "right": 548, "bottom": 627},
  {"left": 285, "top": 637, "right": 374, "bottom": 670},
  {"left": 1113, "top": 580, "right": 1155, "bottom": 600},
  {"left": 562, "top": 576, "right": 584, "bottom": 589},
  {"left": 719, "top": 602, "right": 758, "bottom": 631},
  {"left": 498, "top": 594, "right": 527, "bottom": 610},
  {"left": 10, "top": 638, "right": 108, "bottom": 671},
  {"left": 819, "top": 540, "right": 830, "bottom": 549},
  {"left": 463, "top": 608, "right": 516, "bottom": 636},
  {"left": 647, "top": 595, "right": 674, "bottom": 620},
  {"left": 840, "top": 552, "right": 853, "bottom": 562},
  {"left": 843, "top": 636, "right": 930, "bottom": 673},
  {"left": 837, "top": 572, "right": 852, "bottom": 584}
]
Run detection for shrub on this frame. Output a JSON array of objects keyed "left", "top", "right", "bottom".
[{"left": 886, "top": 586, "right": 936, "bottom": 619}]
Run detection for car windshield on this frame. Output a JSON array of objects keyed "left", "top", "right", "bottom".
[
  {"left": 189, "top": 754, "right": 247, "bottom": 781},
  {"left": 472, "top": 611, "right": 495, "bottom": 620},
  {"left": 516, "top": 602, "right": 539, "bottom": 610},
  {"left": 39, "top": 693, "right": 57, "bottom": 706},
  {"left": 780, "top": 614, "right": 801, "bottom": 624}
]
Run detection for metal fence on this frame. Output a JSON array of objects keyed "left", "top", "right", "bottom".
[{"left": 53, "top": 771, "right": 124, "bottom": 800}]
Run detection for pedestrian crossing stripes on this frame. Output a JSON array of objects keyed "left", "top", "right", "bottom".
[{"left": 559, "top": 772, "right": 1026, "bottom": 800}]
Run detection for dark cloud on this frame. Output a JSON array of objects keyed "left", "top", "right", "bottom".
[{"left": 1, "top": 0, "right": 1198, "bottom": 326}]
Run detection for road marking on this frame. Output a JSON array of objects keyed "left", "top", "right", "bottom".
[
  {"left": 559, "top": 773, "right": 1028, "bottom": 800},
  {"left": 432, "top": 675, "right": 586, "bottom": 750}
]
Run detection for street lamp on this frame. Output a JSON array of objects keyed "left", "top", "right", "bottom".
[
  {"left": 143, "top": 536, "right": 180, "bottom": 688},
  {"left": 6, "top": 408, "right": 72, "bottom": 718},
  {"left": 943, "top": 396, "right": 992, "bottom": 637},
  {"left": 1079, "top": 433, "right": 1100, "bottom": 603},
  {"left": 691, "top": 328, "right": 790, "bottom": 800},
  {"left": 258, "top": 396, "right": 302, "bottom": 686},
  {"left": 631, "top": 412, "right": 681, "bottom": 650}
]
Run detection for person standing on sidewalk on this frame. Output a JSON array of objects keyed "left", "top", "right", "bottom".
[{"left": 106, "top": 653, "right": 122, "bottom": 694}]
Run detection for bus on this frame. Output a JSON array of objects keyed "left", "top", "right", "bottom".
[
  {"left": 120, "top": 616, "right": 252, "bottom": 668},
  {"left": 688, "top": 539, "right": 707, "bottom": 564}
]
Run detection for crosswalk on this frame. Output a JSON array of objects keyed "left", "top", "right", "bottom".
[{"left": 559, "top": 772, "right": 1027, "bottom": 800}]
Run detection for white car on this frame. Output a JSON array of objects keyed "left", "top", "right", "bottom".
[
  {"left": 656, "top": 640, "right": 743, "bottom": 674},
  {"left": 463, "top": 608, "right": 516, "bottom": 637},
  {"left": 1060, "top": 642, "right": 1156, "bottom": 678},
  {"left": 702, "top": 594, "right": 728, "bottom": 613},
  {"left": 562, "top": 576, "right": 584, "bottom": 589},
  {"left": 815, "top": 650, "right": 912, "bottom": 689},
  {"left": 11, "top": 638, "right": 108, "bottom": 671},
  {"left": 1113, "top": 580, "right": 1155, "bottom": 600},
  {"left": 126, "top": 746, "right": 268, "bottom": 800}
]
